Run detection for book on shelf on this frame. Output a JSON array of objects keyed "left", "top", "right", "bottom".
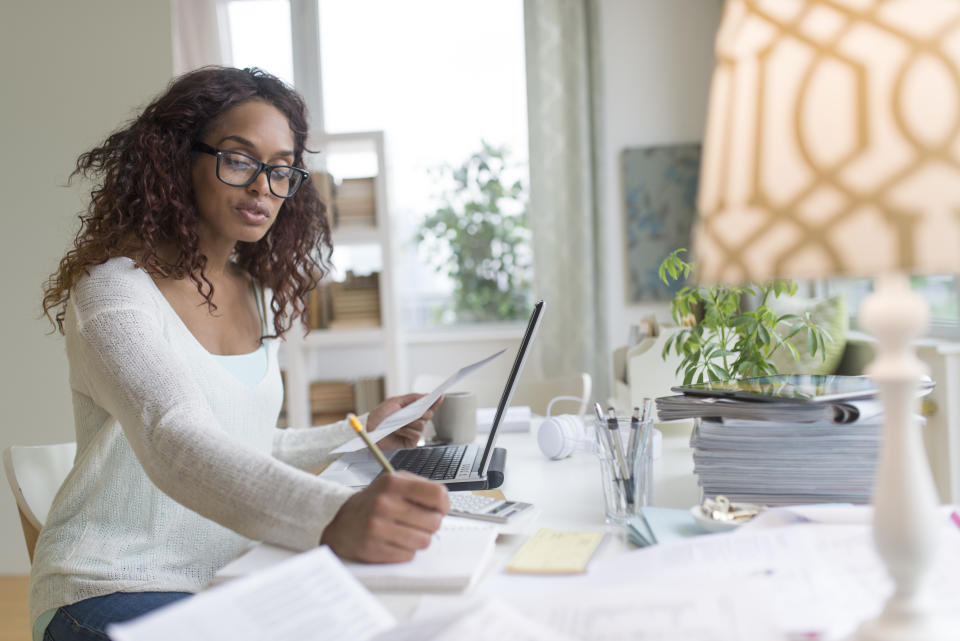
[
  {"left": 310, "top": 170, "right": 335, "bottom": 210},
  {"left": 306, "top": 271, "right": 382, "bottom": 330},
  {"left": 303, "top": 377, "right": 386, "bottom": 425},
  {"left": 333, "top": 176, "right": 376, "bottom": 227},
  {"left": 354, "top": 375, "right": 386, "bottom": 415}
]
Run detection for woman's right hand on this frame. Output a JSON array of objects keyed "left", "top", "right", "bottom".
[{"left": 320, "top": 471, "right": 450, "bottom": 562}]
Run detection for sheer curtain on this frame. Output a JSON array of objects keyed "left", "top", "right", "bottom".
[
  {"left": 524, "top": 0, "right": 608, "bottom": 399},
  {"left": 171, "top": 0, "right": 232, "bottom": 75}
]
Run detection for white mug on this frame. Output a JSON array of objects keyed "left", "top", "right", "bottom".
[{"left": 433, "top": 391, "right": 478, "bottom": 444}]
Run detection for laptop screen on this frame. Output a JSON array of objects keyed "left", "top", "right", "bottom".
[{"left": 478, "top": 300, "right": 545, "bottom": 475}]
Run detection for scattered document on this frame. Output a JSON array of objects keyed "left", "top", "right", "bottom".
[
  {"left": 414, "top": 583, "right": 779, "bottom": 641},
  {"left": 217, "top": 519, "right": 498, "bottom": 593},
  {"left": 108, "top": 547, "right": 394, "bottom": 641},
  {"left": 506, "top": 528, "right": 605, "bottom": 574},
  {"left": 373, "top": 598, "right": 576, "bottom": 641},
  {"left": 334, "top": 349, "right": 505, "bottom": 453}
]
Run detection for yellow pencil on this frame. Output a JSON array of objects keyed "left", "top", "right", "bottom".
[{"left": 347, "top": 413, "right": 396, "bottom": 474}]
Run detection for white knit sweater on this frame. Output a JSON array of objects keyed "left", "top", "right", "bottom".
[{"left": 30, "top": 257, "right": 359, "bottom": 622}]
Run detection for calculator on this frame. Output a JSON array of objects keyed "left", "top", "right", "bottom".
[{"left": 449, "top": 493, "right": 534, "bottom": 523}]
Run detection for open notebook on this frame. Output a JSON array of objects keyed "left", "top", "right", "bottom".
[{"left": 215, "top": 519, "right": 498, "bottom": 592}]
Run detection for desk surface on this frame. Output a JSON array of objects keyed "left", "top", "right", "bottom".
[{"left": 377, "top": 419, "right": 700, "bottom": 619}]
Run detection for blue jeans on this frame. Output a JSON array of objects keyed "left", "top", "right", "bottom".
[{"left": 43, "top": 592, "right": 192, "bottom": 641}]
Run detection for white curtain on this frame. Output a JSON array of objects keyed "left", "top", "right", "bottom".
[
  {"left": 171, "top": 0, "right": 232, "bottom": 75},
  {"left": 524, "top": 0, "right": 608, "bottom": 400}
]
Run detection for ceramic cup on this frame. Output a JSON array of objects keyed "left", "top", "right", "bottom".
[{"left": 433, "top": 391, "right": 478, "bottom": 444}]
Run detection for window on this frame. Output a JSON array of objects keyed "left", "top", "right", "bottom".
[
  {"left": 229, "top": 0, "right": 530, "bottom": 328},
  {"left": 825, "top": 275, "right": 960, "bottom": 339},
  {"left": 318, "top": 0, "right": 530, "bottom": 327},
  {"left": 226, "top": 1, "right": 294, "bottom": 84}
]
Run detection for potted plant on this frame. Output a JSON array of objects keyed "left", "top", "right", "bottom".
[
  {"left": 416, "top": 141, "right": 533, "bottom": 323},
  {"left": 658, "top": 248, "right": 832, "bottom": 384}
]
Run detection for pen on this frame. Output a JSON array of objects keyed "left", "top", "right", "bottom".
[
  {"left": 607, "top": 407, "right": 634, "bottom": 505},
  {"left": 594, "top": 402, "right": 614, "bottom": 459},
  {"left": 594, "top": 403, "right": 622, "bottom": 495},
  {"left": 347, "top": 413, "right": 396, "bottom": 474},
  {"left": 626, "top": 405, "right": 641, "bottom": 480}
]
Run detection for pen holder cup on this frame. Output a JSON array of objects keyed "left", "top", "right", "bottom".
[{"left": 594, "top": 416, "right": 654, "bottom": 525}]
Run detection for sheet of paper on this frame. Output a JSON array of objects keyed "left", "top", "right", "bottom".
[
  {"left": 413, "top": 583, "right": 778, "bottom": 641},
  {"left": 373, "top": 598, "right": 578, "bottom": 641},
  {"left": 333, "top": 349, "right": 505, "bottom": 453},
  {"left": 506, "top": 528, "right": 605, "bottom": 574},
  {"left": 108, "top": 547, "right": 394, "bottom": 641}
]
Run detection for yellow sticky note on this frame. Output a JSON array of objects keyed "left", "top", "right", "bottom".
[{"left": 505, "top": 528, "right": 605, "bottom": 574}]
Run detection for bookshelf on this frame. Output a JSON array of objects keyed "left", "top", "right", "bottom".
[{"left": 280, "top": 131, "right": 405, "bottom": 428}]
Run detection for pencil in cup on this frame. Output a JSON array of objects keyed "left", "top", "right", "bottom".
[
  {"left": 593, "top": 411, "right": 654, "bottom": 524},
  {"left": 347, "top": 413, "right": 396, "bottom": 474}
]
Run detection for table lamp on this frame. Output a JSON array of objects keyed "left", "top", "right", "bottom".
[{"left": 691, "top": 1, "right": 960, "bottom": 638}]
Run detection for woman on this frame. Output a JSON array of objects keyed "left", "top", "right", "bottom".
[{"left": 34, "top": 66, "right": 448, "bottom": 641}]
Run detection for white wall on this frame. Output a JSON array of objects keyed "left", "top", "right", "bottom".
[
  {"left": 596, "top": 0, "right": 724, "bottom": 351},
  {"left": 0, "top": 2, "right": 173, "bottom": 574}
]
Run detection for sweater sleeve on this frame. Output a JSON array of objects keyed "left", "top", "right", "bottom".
[
  {"left": 69, "top": 269, "right": 355, "bottom": 552},
  {"left": 272, "top": 415, "right": 366, "bottom": 472}
]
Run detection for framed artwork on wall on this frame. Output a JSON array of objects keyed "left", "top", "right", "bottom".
[{"left": 621, "top": 143, "right": 702, "bottom": 303}]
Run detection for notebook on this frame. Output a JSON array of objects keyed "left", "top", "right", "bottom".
[
  {"left": 321, "top": 300, "right": 545, "bottom": 491},
  {"left": 215, "top": 519, "right": 498, "bottom": 593}
]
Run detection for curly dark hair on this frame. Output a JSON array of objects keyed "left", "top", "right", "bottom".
[{"left": 42, "top": 66, "right": 331, "bottom": 337}]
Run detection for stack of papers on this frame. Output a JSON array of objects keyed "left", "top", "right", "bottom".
[
  {"left": 656, "top": 394, "right": 883, "bottom": 424},
  {"left": 689, "top": 416, "right": 886, "bottom": 505},
  {"left": 655, "top": 380, "right": 901, "bottom": 506}
]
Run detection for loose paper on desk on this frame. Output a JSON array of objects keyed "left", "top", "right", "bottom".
[
  {"left": 334, "top": 349, "right": 505, "bottom": 453},
  {"left": 107, "top": 547, "right": 393, "bottom": 641},
  {"left": 372, "top": 598, "right": 576, "bottom": 641},
  {"left": 218, "top": 519, "right": 498, "bottom": 592},
  {"left": 506, "top": 528, "right": 605, "bottom": 574}
]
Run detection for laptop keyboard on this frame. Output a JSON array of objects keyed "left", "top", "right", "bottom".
[{"left": 391, "top": 444, "right": 472, "bottom": 480}]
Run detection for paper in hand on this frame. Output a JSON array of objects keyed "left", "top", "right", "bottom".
[{"left": 332, "top": 349, "right": 505, "bottom": 454}]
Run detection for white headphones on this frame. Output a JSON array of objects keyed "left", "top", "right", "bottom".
[
  {"left": 537, "top": 395, "right": 594, "bottom": 460},
  {"left": 537, "top": 398, "right": 665, "bottom": 461}
]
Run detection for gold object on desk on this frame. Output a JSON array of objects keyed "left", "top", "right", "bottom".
[{"left": 700, "top": 496, "right": 762, "bottom": 524}]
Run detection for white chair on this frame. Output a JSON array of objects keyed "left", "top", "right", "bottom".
[{"left": 3, "top": 443, "right": 76, "bottom": 562}]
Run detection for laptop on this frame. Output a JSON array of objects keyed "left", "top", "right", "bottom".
[{"left": 320, "top": 299, "right": 545, "bottom": 491}]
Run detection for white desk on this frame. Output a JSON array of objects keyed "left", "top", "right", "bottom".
[{"left": 376, "top": 418, "right": 700, "bottom": 618}]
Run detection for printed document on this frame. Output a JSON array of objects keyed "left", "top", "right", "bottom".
[
  {"left": 333, "top": 349, "right": 505, "bottom": 453},
  {"left": 107, "top": 547, "right": 393, "bottom": 641}
]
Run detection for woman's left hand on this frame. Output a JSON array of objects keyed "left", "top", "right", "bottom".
[{"left": 368, "top": 393, "right": 442, "bottom": 450}]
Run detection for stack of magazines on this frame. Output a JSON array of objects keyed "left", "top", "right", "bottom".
[{"left": 655, "top": 374, "right": 931, "bottom": 506}]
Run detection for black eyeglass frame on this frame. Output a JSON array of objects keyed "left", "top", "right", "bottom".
[{"left": 192, "top": 141, "right": 309, "bottom": 199}]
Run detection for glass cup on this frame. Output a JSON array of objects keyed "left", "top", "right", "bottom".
[{"left": 594, "top": 415, "right": 655, "bottom": 525}]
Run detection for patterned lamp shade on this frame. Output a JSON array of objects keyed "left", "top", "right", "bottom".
[{"left": 692, "top": 0, "right": 960, "bottom": 284}]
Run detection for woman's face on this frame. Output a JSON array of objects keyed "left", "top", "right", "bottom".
[{"left": 191, "top": 99, "right": 296, "bottom": 251}]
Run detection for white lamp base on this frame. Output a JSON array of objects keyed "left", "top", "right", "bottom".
[{"left": 851, "top": 273, "right": 946, "bottom": 641}]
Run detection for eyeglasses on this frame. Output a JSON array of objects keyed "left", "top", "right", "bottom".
[{"left": 192, "top": 141, "right": 308, "bottom": 199}]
